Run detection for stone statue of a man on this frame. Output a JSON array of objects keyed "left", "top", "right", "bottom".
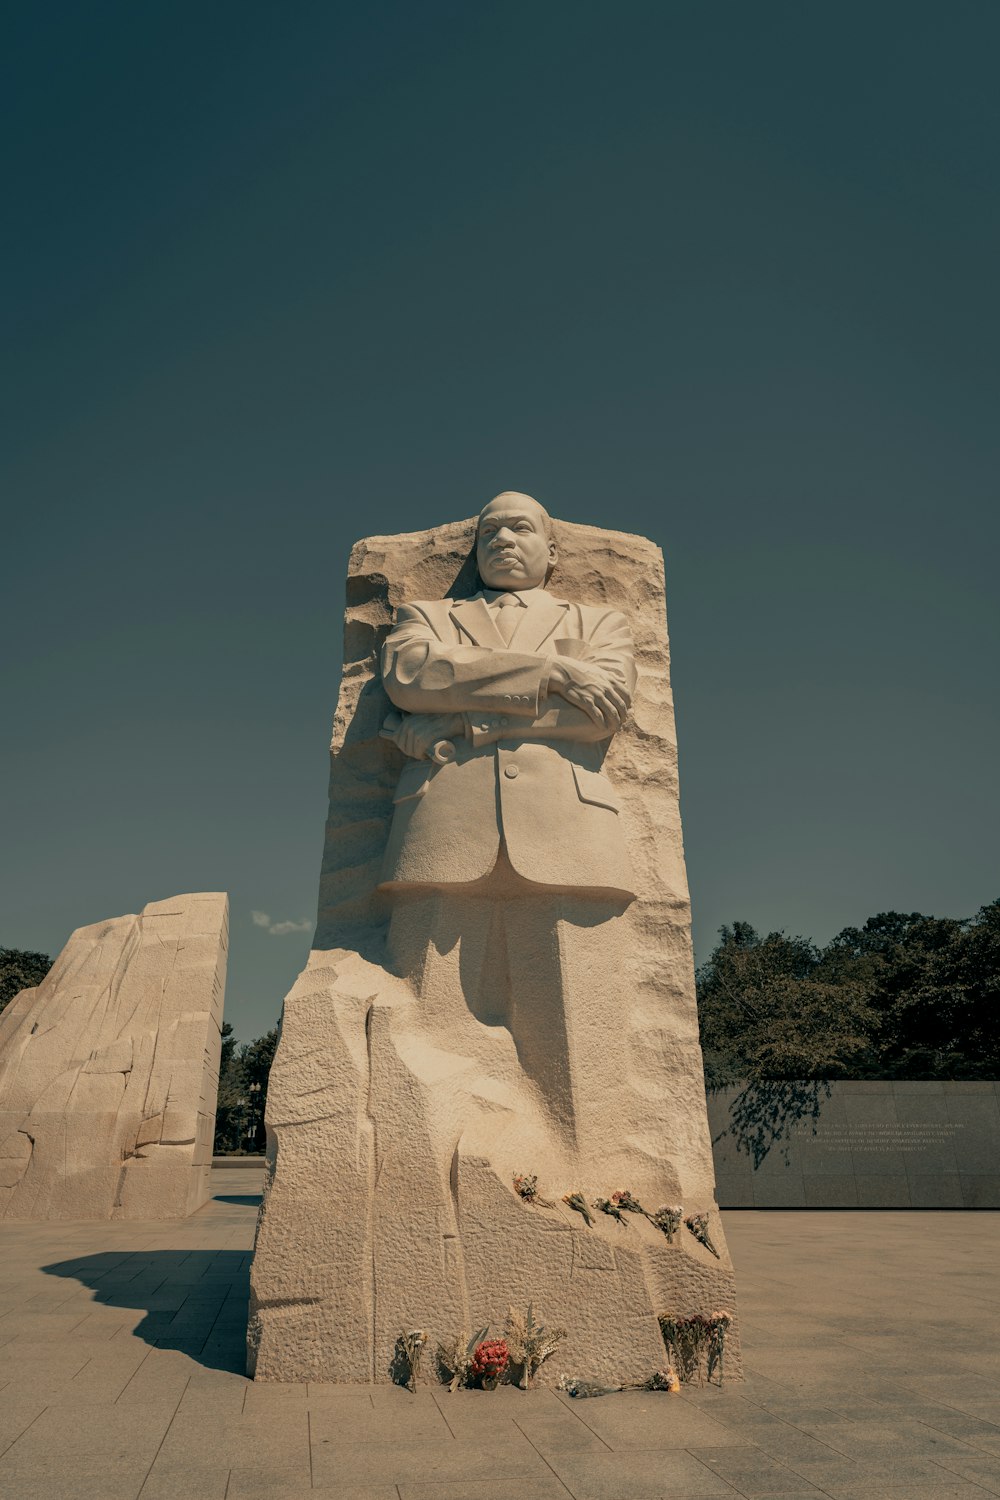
[{"left": 247, "top": 491, "right": 740, "bottom": 1388}]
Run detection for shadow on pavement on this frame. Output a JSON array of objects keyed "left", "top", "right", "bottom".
[{"left": 41, "top": 1248, "right": 249, "bottom": 1372}]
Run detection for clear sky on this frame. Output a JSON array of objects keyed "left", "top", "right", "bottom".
[{"left": 3, "top": 3, "right": 998, "bottom": 1041}]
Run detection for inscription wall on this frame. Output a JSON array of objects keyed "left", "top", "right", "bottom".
[{"left": 708, "top": 1081, "right": 1000, "bottom": 1208}]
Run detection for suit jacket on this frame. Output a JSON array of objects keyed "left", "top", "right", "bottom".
[{"left": 378, "top": 589, "right": 637, "bottom": 898}]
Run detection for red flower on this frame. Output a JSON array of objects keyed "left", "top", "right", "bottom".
[{"left": 470, "top": 1338, "right": 510, "bottom": 1383}]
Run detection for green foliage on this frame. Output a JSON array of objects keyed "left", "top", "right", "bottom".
[
  {"left": 698, "top": 900, "right": 1000, "bottom": 1084},
  {"left": 213, "top": 1023, "right": 279, "bottom": 1154},
  {"left": 0, "top": 946, "right": 53, "bottom": 1016},
  {"left": 697, "top": 922, "right": 873, "bottom": 1087},
  {"left": 825, "top": 901, "right": 1000, "bottom": 1078}
]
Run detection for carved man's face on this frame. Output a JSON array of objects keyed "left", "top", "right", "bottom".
[{"left": 476, "top": 495, "right": 556, "bottom": 592}]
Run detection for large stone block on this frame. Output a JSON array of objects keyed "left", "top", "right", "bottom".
[
  {"left": 249, "top": 511, "right": 739, "bottom": 1385},
  {"left": 0, "top": 892, "right": 228, "bottom": 1219}
]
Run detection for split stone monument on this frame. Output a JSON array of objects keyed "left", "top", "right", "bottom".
[
  {"left": 249, "top": 494, "right": 739, "bottom": 1384},
  {"left": 0, "top": 892, "right": 228, "bottom": 1219}
]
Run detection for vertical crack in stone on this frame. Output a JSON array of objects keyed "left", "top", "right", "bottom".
[{"left": 363, "top": 1000, "right": 377, "bottom": 1383}]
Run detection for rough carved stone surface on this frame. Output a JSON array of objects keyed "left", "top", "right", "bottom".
[
  {"left": 248, "top": 515, "right": 740, "bottom": 1384},
  {"left": 0, "top": 893, "right": 228, "bottom": 1220}
]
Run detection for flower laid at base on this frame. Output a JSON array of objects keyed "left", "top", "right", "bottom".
[
  {"left": 558, "top": 1369, "right": 681, "bottom": 1398},
  {"left": 659, "top": 1310, "right": 732, "bottom": 1386},
  {"left": 433, "top": 1305, "right": 567, "bottom": 1393},
  {"left": 469, "top": 1337, "right": 510, "bottom": 1390},
  {"left": 398, "top": 1299, "right": 731, "bottom": 1394},
  {"left": 504, "top": 1303, "right": 567, "bottom": 1389},
  {"left": 437, "top": 1326, "right": 491, "bottom": 1392},
  {"left": 390, "top": 1328, "right": 427, "bottom": 1392}
]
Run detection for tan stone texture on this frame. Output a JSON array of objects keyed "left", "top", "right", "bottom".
[
  {"left": 0, "top": 892, "right": 228, "bottom": 1219},
  {"left": 248, "top": 519, "right": 739, "bottom": 1384}
]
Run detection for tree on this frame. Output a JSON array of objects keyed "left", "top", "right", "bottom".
[
  {"left": 825, "top": 902, "right": 1000, "bottom": 1078},
  {"left": 699, "top": 901, "right": 1000, "bottom": 1086},
  {"left": 696, "top": 921, "right": 874, "bottom": 1088},
  {"left": 213, "top": 1024, "right": 279, "bottom": 1154},
  {"left": 0, "top": 946, "right": 53, "bottom": 1017}
]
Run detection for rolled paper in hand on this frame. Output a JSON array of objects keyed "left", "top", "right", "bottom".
[{"left": 380, "top": 709, "right": 455, "bottom": 765}]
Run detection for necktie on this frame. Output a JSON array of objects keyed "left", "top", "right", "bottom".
[{"left": 493, "top": 593, "right": 523, "bottom": 645}]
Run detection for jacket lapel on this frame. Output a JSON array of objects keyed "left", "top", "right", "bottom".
[
  {"left": 512, "top": 592, "right": 570, "bottom": 652},
  {"left": 449, "top": 590, "right": 571, "bottom": 652},
  {"left": 449, "top": 596, "right": 506, "bottom": 649}
]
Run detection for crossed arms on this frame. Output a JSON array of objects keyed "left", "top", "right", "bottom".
[{"left": 381, "top": 600, "right": 637, "bottom": 760}]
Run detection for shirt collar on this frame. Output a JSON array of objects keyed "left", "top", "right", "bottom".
[{"left": 481, "top": 588, "right": 535, "bottom": 607}]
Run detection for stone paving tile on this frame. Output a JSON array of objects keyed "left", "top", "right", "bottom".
[
  {"left": 931, "top": 1452, "right": 1000, "bottom": 1493},
  {"left": 782, "top": 1454, "right": 989, "bottom": 1490},
  {"left": 229, "top": 1479, "right": 398, "bottom": 1500},
  {"left": 687, "top": 1444, "right": 828, "bottom": 1494},
  {"left": 311, "top": 1399, "right": 453, "bottom": 1444},
  {"left": 808, "top": 1483, "right": 995, "bottom": 1499},
  {"left": 398, "top": 1481, "right": 572, "bottom": 1500},
  {"left": 310, "top": 1435, "right": 555, "bottom": 1488},
  {"left": 306, "top": 1382, "right": 378, "bottom": 1407},
  {"left": 3, "top": 1400, "right": 175, "bottom": 1464},
  {"left": 0, "top": 1393, "right": 47, "bottom": 1457},
  {"left": 0, "top": 1454, "right": 151, "bottom": 1500},
  {"left": 554, "top": 1391, "right": 751, "bottom": 1451},
  {"left": 811, "top": 1417, "right": 990, "bottom": 1462},
  {"left": 136, "top": 1460, "right": 231, "bottom": 1499},
  {"left": 514, "top": 1414, "right": 618, "bottom": 1454},
  {"left": 156, "top": 1410, "right": 311, "bottom": 1471},
  {"left": 547, "top": 1448, "right": 742, "bottom": 1497}
]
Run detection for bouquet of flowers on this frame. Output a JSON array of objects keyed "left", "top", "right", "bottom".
[
  {"left": 707, "top": 1310, "right": 732, "bottom": 1385},
  {"left": 650, "top": 1204, "right": 683, "bottom": 1243},
  {"left": 611, "top": 1189, "right": 650, "bottom": 1220},
  {"left": 684, "top": 1212, "right": 720, "bottom": 1258},
  {"left": 558, "top": 1375, "right": 622, "bottom": 1398},
  {"left": 562, "top": 1191, "right": 594, "bottom": 1226},
  {"left": 659, "top": 1310, "right": 732, "bottom": 1387},
  {"left": 629, "top": 1368, "right": 681, "bottom": 1393},
  {"left": 437, "top": 1326, "right": 490, "bottom": 1392},
  {"left": 504, "top": 1304, "right": 566, "bottom": 1389},
  {"left": 594, "top": 1197, "right": 630, "bottom": 1227},
  {"left": 470, "top": 1338, "right": 510, "bottom": 1390},
  {"left": 392, "top": 1328, "right": 427, "bottom": 1393},
  {"left": 512, "top": 1172, "right": 554, "bottom": 1208},
  {"left": 559, "top": 1368, "right": 681, "bottom": 1398}
]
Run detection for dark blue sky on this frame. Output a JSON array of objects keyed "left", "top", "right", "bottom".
[{"left": 3, "top": 3, "right": 998, "bottom": 1039}]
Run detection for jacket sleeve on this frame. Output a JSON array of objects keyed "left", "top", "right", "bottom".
[
  {"left": 382, "top": 602, "right": 549, "bottom": 715},
  {"left": 467, "top": 607, "right": 638, "bottom": 746},
  {"left": 566, "top": 607, "right": 638, "bottom": 698}
]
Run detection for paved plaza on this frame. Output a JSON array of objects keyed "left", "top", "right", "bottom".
[{"left": 0, "top": 1168, "right": 998, "bottom": 1499}]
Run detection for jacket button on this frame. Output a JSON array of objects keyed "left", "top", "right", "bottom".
[
  {"left": 499, "top": 716, "right": 509, "bottom": 726},
  {"left": 504, "top": 764, "right": 519, "bottom": 779}
]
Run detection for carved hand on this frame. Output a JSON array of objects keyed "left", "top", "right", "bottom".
[
  {"left": 391, "top": 712, "right": 466, "bottom": 761},
  {"left": 545, "top": 659, "right": 630, "bottom": 731}
]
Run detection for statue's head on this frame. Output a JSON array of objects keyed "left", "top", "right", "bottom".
[{"left": 476, "top": 491, "right": 557, "bottom": 592}]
